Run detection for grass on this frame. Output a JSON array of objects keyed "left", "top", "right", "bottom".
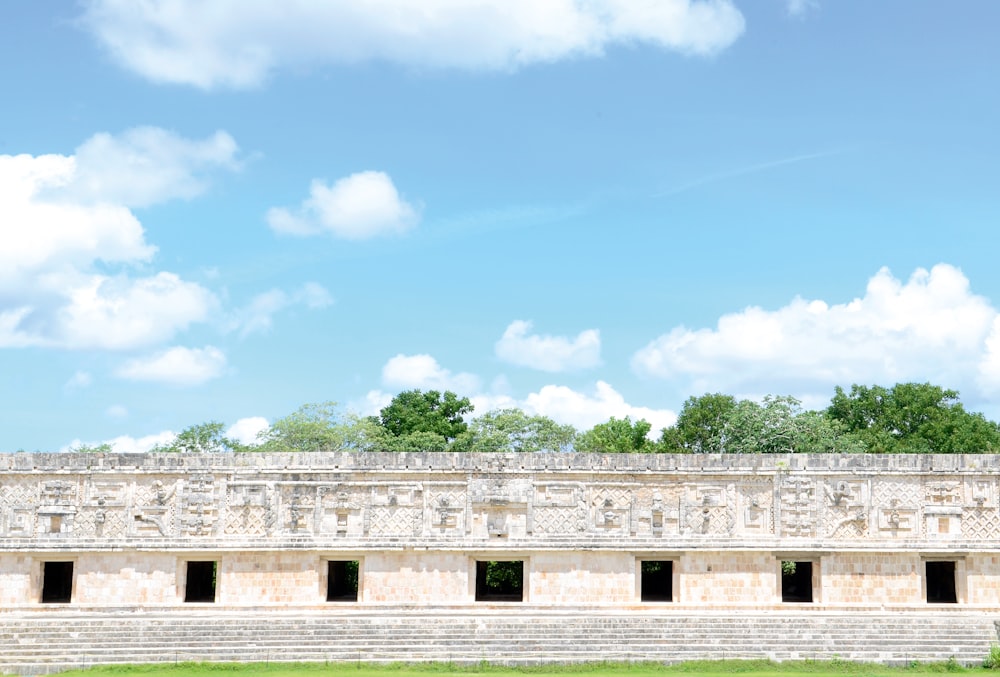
[{"left": 47, "top": 659, "right": 993, "bottom": 677}]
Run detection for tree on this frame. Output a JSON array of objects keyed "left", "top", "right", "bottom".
[
  {"left": 659, "top": 393, "right": 863, "bottom": 454},
  {"left": 378, "top": 390, "right": 473, "bottom": 442},
  {"left": 576, "top": 416, "right": 653, "bottom": 453},
  {"left": 151, "top": 422, "right": 244, "bottom": 454},
  {"left": 724, "top": 396, "right": 863, "bottom": 454},
  {"left": 452, "top": 408, "right": 577, "bottom": 453},
  {"left": 660, "top": 393, "right": 738, "bottom": 453},
  {"left": 71, "top": 442, "right": 115, "bottom": 453},
  {"left": 827, "top": 383, "right": 1000, "bottom": 453},
  {"left": 256, "top": 402, "right": 378, "bottom": 453}
]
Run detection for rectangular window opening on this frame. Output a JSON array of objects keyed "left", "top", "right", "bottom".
[
  {"left": 184, "top": 561, "right": 217, "bottom": 603},
  {"left": 640, "top": 560, "right": 673, "bottom": 602},
  {"left": 926, "top": 561, "right": 957, "bottom": 604},
  {"left": 41, "top": 561, "right": 73, "bottom": 603},
  {"left": 327, "top": 560, "right": 359, "bottom": 602},
  {"left": 781, "top": 560, "right": 813, "bottom": 603},
  {"left": 475, "top": 560, "right": 524, "bottom": 602}
]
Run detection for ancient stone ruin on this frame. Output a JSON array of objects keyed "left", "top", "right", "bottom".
[{"left": 1, "top": 451, "right": 999, "bottom": 672}]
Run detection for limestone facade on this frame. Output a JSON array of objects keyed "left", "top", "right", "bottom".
[{"left": 1, "top": 452, "right": 999, "bottom": 610}]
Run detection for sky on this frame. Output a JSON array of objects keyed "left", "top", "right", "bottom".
[{"left": 2, "top": 1, "right": 1000, "bottom": 452}]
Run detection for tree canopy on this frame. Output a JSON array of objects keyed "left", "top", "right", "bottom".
[{"left": 88, "top": 381, "right": 1000, "bottom": 455}]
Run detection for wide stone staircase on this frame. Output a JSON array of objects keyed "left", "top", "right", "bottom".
[{"left": 1, "top": 611, "right": 997, "bottom": 676}]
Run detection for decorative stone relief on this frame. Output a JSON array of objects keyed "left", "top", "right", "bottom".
[
  {"left": 778, "top": 477, "right": 816, "bottom": 537},
  {"left": 77, "top": 480, "right": 127, "bottom": 538},
  {"left": 317, "top": 485, "right": 365, "bottom": 536},
  {"left": 37, "top": 479, "right": 78, "bottom": 536},
  {"left": 369, "top": 484, "right": 423, "bottom": 537},
  {"left": 1, "top": 477, "right": 39, "bottom": 537},
  {"left": 132, "top": 478, "right": 176, "bottom": 537},
  {"left": 590, "top": 486, "right": 632, "bottom": 534},
  {"left": 279, "top": 484, "right": 315, "bottom": 534},
  {"left": 680, "top": 483, "right": 732, "bottom": 536},
  {"left": 737, "top": 480, "right": 773, "bottom": 534},
  {"left": 471, "top": 479, "right": 529, "bottom": 538},
  {"left": 225, "top": 483, "right": 273, "bottom": 536},
  {"left": 532, "top": 483, "right": 587, "bottom": 534},
  {"left": 180, "top": 474, "right": 218, "bottom": 536},
  {"left": 822, "top": 479, "right": 869, "bottom": 539},
  {"left": 425, "top": 487, "right": 465, "bottom": 533}
]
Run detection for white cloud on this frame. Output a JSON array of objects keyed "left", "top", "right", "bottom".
[
  {"left": 116, "top": 345, "right": 227, "bottom": 386},
  {"left": 62, "top": 430, "right": 176, "bottom": 454},
  {"left": 231, "top": 283, "right": 334, "bottom": 338},
  {"left": 523, "top": 380, "right": 676, "bottom": 434},
  {"left": 81, "top": 0, "right": 746, "bottom": 89},
  {"left": 366, "top": 353, "right": 674, "bottom": 437},
  {"left": 65, "top": 371, "right": 93, "bottom": 390},
  {"left": 56, "top": 127, "right": 239, "bottom": 208},
  {"left": 226, "top": 416, "right": 269, "bottom": 445},
  {"left": 381, "top": 354, "right": 482, "bottom": 394},
  {"left": 633, "top": 264, "right": 1000, "bottom": 403},
  {"left": 495, "top": 320, "right": 601, "bottom": 372},
  {"left": 786, "top": 0, "right": 818, "bottom": 17},
  {"left": 0, "top": 129, "right": 234, "bottom": 350},
  {"left": 105, "top": 404, "right": 128, "bottom": 418},
  {"left": 267, "top": 172, "right": 419, "bottom": 240}
]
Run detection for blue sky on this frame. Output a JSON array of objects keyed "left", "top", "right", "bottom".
[{"left": 3, "top": 1, "right": 1000, "bottom": 452}]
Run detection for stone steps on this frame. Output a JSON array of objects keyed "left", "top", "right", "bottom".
[{"left": 0, "top": 613, "right": 996, "bottom": 676}]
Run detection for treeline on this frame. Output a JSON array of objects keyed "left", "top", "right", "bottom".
[{"left": 75, "top": 383, "right": 1000, "bottom": 455}]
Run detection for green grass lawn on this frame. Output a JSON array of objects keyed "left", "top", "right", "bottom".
[{"left": 49, "top": 659, "right": 998, "bottom": 677}]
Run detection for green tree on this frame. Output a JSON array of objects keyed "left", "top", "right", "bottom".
[
  {"left": 576, "top": 416, "right": 653, "bottom": 453},
  {"left": 725, "top": 396, "right": 863, "bottom": 454},
  {"left": 453, "top": 408, "right": 577, "bottom": 453},
  {"left": 256, "top": 402, "right": 378, "bottom": 452},
  {"left": 378, "top": 390, "right": 473, "bottom": 442},
  {"left": 71, "top": 442, "right": 115, "bottom": 453},
  {"left": 827, "top": 383, "right": 1000, "bottom": 453},
  {"left": 660, "top": 393, "right": 738, "bottom": 453},
  {"left": 151, "top": 422, "right": 244, "bottom": 453}
]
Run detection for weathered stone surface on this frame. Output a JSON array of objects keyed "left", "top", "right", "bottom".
[{"left": 1, "top": 452, "right": 999, "bottom": 610}]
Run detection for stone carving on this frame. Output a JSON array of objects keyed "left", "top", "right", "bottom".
[
  {"left": 1, "top": 454, "right": 999, "bottom": 550},
  {"left": 318, "top": 486, "right": 364, "bottom": 536},
  {"left": 369, "top": 484, "right": 423, "bottom": 536},
  {"left": 779, "top": 477, "right": 816, "bottom": 537}
]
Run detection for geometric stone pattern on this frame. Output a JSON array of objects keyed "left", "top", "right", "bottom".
[{"left": 2, "top": 452, "right": 1000, "bottom": 550}]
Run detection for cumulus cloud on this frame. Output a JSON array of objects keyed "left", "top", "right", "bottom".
[
  {"left": 495, "top": 320, "right": 601, "bottom": 372},
  {"left": 116, "top": 345, "right": 227, "bottom": 386},
  {"left": 65, "top": 371, "right": 93, "bottom": 390},
  {"left": 267, "top": 172, "right": 419, "bottom": 240},
  {"left": 55, "top": 127, "right": 239, "bottom": 208},
  {"left": 105, "top": 404, "right": 128, "bottom": 419},
  {"left": 523, "top": 381, "right": 676, "bottom": 433},
  {"left": 632, "top": 264, "right": 1000, "bottom": 402},
  {"left": 362, "top": 353, "right": 674, "bottom": 437},
  {"left": 231, "top": 282, "right": 334, "bottom": 338},
  {"left": 381, "top": 353, "right": 482, "bottom": 394},
  {"left": 786, "top": 0, "right": 818, "bottom": 17},
  {"left": 81, "top": 0, "right": 746, "bottom": 89},
  {"left": 63, "top": 430, "right": 176, "bottom": 454},
  {"left": 0, "top": 129, "right": 234, "bottom": 350},
  {"left": 226, "top": 416, "right": 270, "bottom": 445}
]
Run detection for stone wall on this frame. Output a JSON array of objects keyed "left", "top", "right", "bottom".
[{"left": 2, "top": 452, "right": 999, "bottom": 610}]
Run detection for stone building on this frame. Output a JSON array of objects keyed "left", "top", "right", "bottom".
[{"left": 2, "top": 452, "right": 1000, "bottom": 672}]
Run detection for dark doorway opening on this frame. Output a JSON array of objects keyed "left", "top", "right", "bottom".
[
  {"left": 327, "top": 560, "right": 359, "bottom": 601},
  {"left": 640, "top": 561, "right": 673, "bottom": 602},
  {"left": 184, "top": 561, "right": 217, "bottom": 602},
  {"left": 926, "top": 561, "right": 957, "bottom": 603},
  {"left": 41, "top": 561, "right": 73, "bottom": 603},
  {"left": 475, "top": 560, "right": 524, "bottom": 601},
  {"left": 781, "top": 561, "right": 813, "bottom": 603}
]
